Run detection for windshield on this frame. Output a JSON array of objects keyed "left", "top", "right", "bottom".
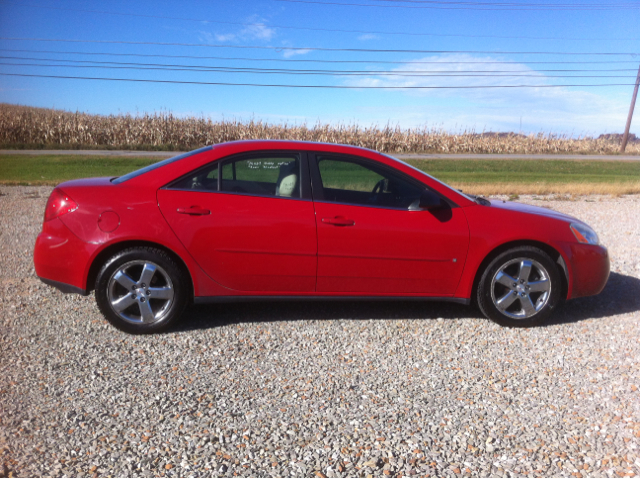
[
  {"left": 381, "top": 153, "right": 477, "bottom": 203},
  {"left": 111, "top": 146, "right": 213, "bottom": 184}
]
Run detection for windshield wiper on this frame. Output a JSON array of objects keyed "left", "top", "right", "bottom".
[{"left": 461, "top": 191, "right": 491, "bottom": 206}]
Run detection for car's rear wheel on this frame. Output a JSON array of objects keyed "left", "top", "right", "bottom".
[
  {"left": 95, "top": 247, "right": 189, "bottom": 334},
  {"left": 477, "top": 246, "right": 562, "bottom": 327}
]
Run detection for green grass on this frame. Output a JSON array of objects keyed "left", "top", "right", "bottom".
[
  {"left": 404, "top": 159, "right": 640, "bottom": 184},
  {"left": 0, "top": 155, "right": 159, "bottom": 185},
  {"left": 1, "top": 155, "right": 640, "bottom": 194}
]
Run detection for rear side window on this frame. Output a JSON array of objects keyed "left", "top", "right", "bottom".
[
  {"left": 170, "top": 163, "right": 218, "bottom": 191},
  {"left": 168, "top": 154, "right": 301, "bottom": 199},
  {"left": 221, "top": 156, "right": 300, "bottom": 198}
]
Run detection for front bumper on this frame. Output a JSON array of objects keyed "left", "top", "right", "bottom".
[
  {"left": 564, "top": 242, "right": 610, "bottom": 299},
  {"left": 33, "top": 218, "right": 95, "bottom": 294}
]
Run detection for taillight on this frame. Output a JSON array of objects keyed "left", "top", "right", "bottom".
[{"left": 44, "top": 188, "right": 78, "bottom": 222}]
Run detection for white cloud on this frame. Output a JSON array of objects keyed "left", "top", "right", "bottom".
[
  {"left": 357, "top": 34, "right": 379, "bottom": 41},
  {"left": 243, "top": 22, "right": 276, "bottom": 40},
  {"left": 282, "top": 48, "right": 312, "bottom": 58},
  {"left": 200, "top": 15, "right": 276, "bottom": 44},
  {"left": 343, "top": 54, "right": 631, "bottom": 134},
  {"left": 214, "top": 33, "right": 236, "bottom": 42},
  {"left": 198, "top": 31, "right": 216, "bottom": 43},
  {"left": 346, "top": 54, "right": 548, "bottom": 95}
]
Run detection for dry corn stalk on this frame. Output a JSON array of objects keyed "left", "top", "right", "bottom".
[{"left": 1, "top": 103, "right": 638, "bottom": 155}]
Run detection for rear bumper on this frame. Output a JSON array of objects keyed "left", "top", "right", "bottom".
[
  {"left": 38, "top": 277, "right": 88, "bottom": 295},
  {"left": 33, "top": 218, "right": 95, "bottom": 294},
  {"left": 563, "top": 242, "right": 610, "bottom": 299}
]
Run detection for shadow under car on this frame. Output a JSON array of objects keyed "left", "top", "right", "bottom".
[{"left": 169, "top": 272, "right": 639, "bottom": 332}]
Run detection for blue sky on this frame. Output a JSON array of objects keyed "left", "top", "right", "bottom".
[{"left": 0, "top": 0, "right": 639, "bottom": 135}]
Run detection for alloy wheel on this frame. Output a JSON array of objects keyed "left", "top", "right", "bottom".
[
  {"left": 490, "top": 258, "right": 552, "bottom": 320},
  {"left": 107, "top": 260, "right": 175, "bottom": 325}
]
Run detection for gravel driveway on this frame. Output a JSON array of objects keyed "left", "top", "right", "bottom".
[{"left": 1, "top": 186, "right": 639, "bottom": 478}]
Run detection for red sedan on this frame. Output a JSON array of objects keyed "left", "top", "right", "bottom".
[{"left": 34, "top": 141, "right": 609, "bottom": 334}]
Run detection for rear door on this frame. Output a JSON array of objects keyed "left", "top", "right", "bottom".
[
  {"left": 157, "top": 151, "right": 318, "bottom": 293},
  {"left": 311, "top": 153, "right": 470, "bottom": 295}
]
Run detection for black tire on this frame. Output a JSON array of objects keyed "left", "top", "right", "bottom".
[
  {"left": 95, "top": 247, "right": 190, "bottom": 334},
  {"left": 477, "top": 246, "right": 562, "bottom": 327}
]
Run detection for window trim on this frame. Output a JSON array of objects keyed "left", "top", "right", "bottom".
[
  {"left": 308, "top": 152, "right": 457, "bottom": 210},
  {"left": 163, "top": 150, "right": 312, "bottom": 201}
]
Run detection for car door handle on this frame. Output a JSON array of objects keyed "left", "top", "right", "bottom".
[
  {"left": 177, "top": 206, "right": 210, "bottom": 216},
  {"left": 322, "top": 216, "right": 355, "bottom": 226}
]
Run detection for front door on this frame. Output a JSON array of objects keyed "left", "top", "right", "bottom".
[
  {"left": 312, "top": 154, "right": 470, "bottom": 295},
  {"left": 158, "top": 152, "right": 317, "bottom": 293}
]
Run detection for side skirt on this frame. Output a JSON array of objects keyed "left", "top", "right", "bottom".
[{"left": 194, "top": 295, "right": 470, "bottom": 305}]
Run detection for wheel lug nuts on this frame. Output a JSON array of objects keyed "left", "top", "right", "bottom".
[
  {"left": 132, "top": 285, "right": 136, "bottom": 290},
  {"left": 141, "top": 283, "right": 146, "bottom": 288},
  {"left": 513, "top": 291, "right": 517, "bottom": 296},
  {"left": 140, "top": 297, "right": 146, "bottom": 302},
  {"left": 520, "top": 279, "right": 525, "bottom": 283},
  {"left": 521, "top": 292, "right": 526, "bottom": 297},
  {"left": 146, "top": 290, "right": 151, "bottom": 295},
  {"left": 131, "top": 294, "right": 136, "bottom": 299},
  {"left": 513, "top": 283, "right": 517, "bottom": 287}
]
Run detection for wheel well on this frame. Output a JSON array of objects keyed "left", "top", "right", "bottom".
[
  {"left": 86, "top": 241, "right": 194, "bottom": 298},
  {"left": 470, "top": 240, "right": 569, "bottom": 306}
]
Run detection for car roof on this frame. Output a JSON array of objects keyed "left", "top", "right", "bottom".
[{"left": 210, "top": 139, "right": 379, "bottom": 155}]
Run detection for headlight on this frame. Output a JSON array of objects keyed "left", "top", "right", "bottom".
[{"left": 570, "top": 222, "right": 599, "bottom": 245}]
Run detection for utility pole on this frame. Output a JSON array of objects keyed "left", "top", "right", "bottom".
[{"left": 620, "top": 63, "right": 640, "bottom": 153}]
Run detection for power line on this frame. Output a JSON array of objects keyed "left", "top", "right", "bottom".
[
  {"left": 2, "top": 56, "right": 637, "bottom": 76},
  {"left": 3, "top": 49, "right": 638, "bottom": 66},
  {"left": 358, "top": 0, "right": 638, "bottom": 6},
  {"left": 3, "top": 2, "right": 638, "bottom": 41},
  {"left": 3, "top": 54, "right": 637, "bottom": 73},
  {"left": 4, "top": 61, "right": 637, "bottom": 78},
  {"left": 275, "top": 0, "right": 640, "bottom": 10},
  {"left": 0, "top": 72, "right": 636, "bottom": 89},
  {"left": 1, "top": 37, "right": 637, "bottom": 56},
  {"left": 367, "top": 0, "right": 636, "bottom": 5}
]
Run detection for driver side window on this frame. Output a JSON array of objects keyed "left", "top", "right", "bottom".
[
  {"left": 316, "top": 156, "right": 424, "bottom": 209},
  {"left": 319, "top": 159, "right": 384, "bottom": 192}
]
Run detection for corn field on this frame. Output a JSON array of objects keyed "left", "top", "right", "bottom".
[{"left": 1, "top": 103, "right": 638, "bottom": 154}]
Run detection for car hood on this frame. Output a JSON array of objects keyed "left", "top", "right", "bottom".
[{"left": 487, "top": 199, "right": 583, "bottom": 224}]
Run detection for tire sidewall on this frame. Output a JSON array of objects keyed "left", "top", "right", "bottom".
[
  {"left": 95, "top": 248, "right": 188, "bottom": 334},
  {"left": 478, "top": 246, "right": 561, "bottom": 327}
]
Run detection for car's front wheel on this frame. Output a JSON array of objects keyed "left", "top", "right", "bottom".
[
  {"left": 477, "top": 246, "right": 562, "bottom": 327},
  {"left": 95, "top": 247, "right": 189, "bottom": 334}
]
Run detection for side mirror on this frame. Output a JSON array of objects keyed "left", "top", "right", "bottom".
[{"left": 419, "top": 189, "right": 443, "bottom": 210}]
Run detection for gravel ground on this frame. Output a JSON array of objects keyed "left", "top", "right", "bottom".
[{"left": 1, "top": 186, "right": 639, "bottom": 478}]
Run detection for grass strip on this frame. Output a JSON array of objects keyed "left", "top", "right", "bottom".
[
  {"left": 1, "top": 155, "right": 640, "bottom": 195},
  {"left": 404, "top": 159, "right": 640, "bottom": 184},
  {"left": 0, "top": 155, "right": 159, "bottom": 185},
  {"left": 448, "top": 181, "right": 640, "bottom": 196}
]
